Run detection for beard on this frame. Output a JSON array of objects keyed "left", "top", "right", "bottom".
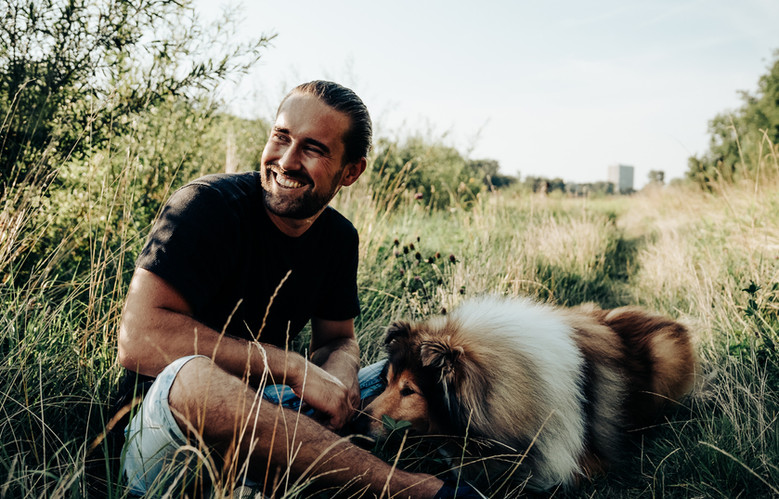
[{"left": 260, "top": 166, "right": 341, "bottom": 219}]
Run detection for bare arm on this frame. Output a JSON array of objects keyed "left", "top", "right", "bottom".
[
  {"left": 310, "top": 318, "right": 361, "bottom": 414},
  {"left": 117, "top": 268, "right": 352, "bottom": 427}
]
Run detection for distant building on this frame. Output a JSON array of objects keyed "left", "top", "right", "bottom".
[{"left": 608, "top": 164, "right": 634, "bottom": 193}]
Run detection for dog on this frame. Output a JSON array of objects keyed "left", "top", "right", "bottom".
[{"left": 360, "top": 295, "right": 696, "bottom": 491}]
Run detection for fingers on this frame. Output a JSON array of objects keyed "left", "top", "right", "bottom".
[
  {"left": 324, "top": 387, "right": 354, "bottom": 430},
  {"left": 292, "top": 366, "right": 354, "bottom": 429}
]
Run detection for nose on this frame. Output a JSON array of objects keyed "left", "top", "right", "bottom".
[
  {"left": 349, "top": 411, "right": 372, "bottom": 436},
  {"left": 277, "top": 142, "right": 302, "bottom": 172}
]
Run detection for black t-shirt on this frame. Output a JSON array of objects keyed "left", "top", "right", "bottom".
[{"left": 120, "top": 172, "right": 360, "bottom": 392}]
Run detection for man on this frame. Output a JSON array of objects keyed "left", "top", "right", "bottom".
[{"left": 116, "top": 81, "right": 474, "bottom": 497}]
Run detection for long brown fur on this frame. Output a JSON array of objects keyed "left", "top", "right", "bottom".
[{"left": 360, "top": 296, "right": 696, "bottom": 491}]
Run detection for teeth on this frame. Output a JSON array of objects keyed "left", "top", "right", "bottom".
[{"left": 275, "top": 173, "right": 304, "bottom": 188}]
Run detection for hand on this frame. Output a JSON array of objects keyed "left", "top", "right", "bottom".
[
  {"left": 289, "top": 361, "right": 354, "bottom": 430},
  {"left": 342, "top": 372, "right": 361, "bottom": 417},
  {"left": 318, "top": 355, "right": 361, "bottom": 421}
]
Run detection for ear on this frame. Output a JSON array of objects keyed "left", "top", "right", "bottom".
[
  {"left": 384, "top": 321, "right": 411, "bottom": 345},
  {"left": 419, "top": 337, "right": 465, "bottom": 385},
  {"left": 340, "top": 157, "right": 367, "bottom": 187},
  {"left": 420, "top": 337, "right": 468, "bottom": 426}
]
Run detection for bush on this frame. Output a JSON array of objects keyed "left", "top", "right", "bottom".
[
  {"left": 369, "top": 136, "right": 485, "bottom": 211},
  {"left": 0, "top": 0, "right": 271, "bottom": 187},
  {"left": 1, "top": 0, "right": 273, "bottom": 288},
  {"left": 688, "top": 49, "right": 779, "bottom": 188}
]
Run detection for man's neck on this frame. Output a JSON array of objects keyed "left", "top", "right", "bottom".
[{"left": 264, "top": 206, "right": 325, "bottom": 237}]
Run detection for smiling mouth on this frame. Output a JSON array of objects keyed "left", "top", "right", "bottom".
[{"left": 273, "top": 171, "right": 307, "bottom": 189}]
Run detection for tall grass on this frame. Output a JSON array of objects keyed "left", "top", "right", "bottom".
[
  {"left": 334, "top": 177, "right": 779, "bottom": 497},
  {"left": 1, "top": 139, "right": 778, "bottom": 497}
]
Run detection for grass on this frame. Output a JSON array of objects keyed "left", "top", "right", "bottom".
[{"left": 1, "top": 152, "right": 778, "bottom": 497}]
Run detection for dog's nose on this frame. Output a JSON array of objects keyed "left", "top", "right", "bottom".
[
  {"left": 346, "top": 412, "right": 377, "bottom": 449},
  {"left": 348, "top": 411, "right": 371, "bottom": 435}
]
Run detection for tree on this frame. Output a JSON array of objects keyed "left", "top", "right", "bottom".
[
  {"left": 469, "top": 158, "right": 516, "bottom": 190},
  {"left": 523, "top": 176, "right": 566, "bottom": 194},
  {"left": 0, "top": 0, "right": 272, "bottom": 189},
  {"left": 688, "top": 50, "right": 779, "bottom": 187},
  {"left": 370, "top": 137, "right": 484, "bottom": 210},
  {"left": 0, "top": 0, "right": 274, "bottom": 286},
  {"left": 648, "top": 170, "right": 665, "bottom": 185}
]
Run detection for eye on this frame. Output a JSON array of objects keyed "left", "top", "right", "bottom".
[
  {"left": 271, "top": 132, "right": 290, "bottom": 143},
  {"left": 303, "top": 144, "right": 324, "bottom": 156},
  {"left": 400, "top": 386, "right": 416, "bottom": 397}
]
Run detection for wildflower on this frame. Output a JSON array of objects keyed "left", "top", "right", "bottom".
[
  {"left": 449, "top": 254, "right": 457, "bottom": 263},
  {"left": 415, "top": 252, "right": 422, "bottom": 261}
]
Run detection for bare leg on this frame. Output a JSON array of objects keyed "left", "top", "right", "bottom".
[{"left": 168, "top": 356, "right": 443, "bottom": 497}]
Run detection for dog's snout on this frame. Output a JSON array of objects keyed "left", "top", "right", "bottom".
[{"left": 349, "top": 410, "right": 372, "bottom": 435}]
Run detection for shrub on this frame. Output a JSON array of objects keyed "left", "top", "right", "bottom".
[
  {"left": 688, "top": 49, "right": 779, "bottom": 188},
  {"left": 0, "top": 0, "right": 271, "bottom": 188},
  {"left": 369, "top": 136, "right": 484, "bottom": 211}
]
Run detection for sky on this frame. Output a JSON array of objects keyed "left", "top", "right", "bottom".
[{"left": 195, "top": 0, "right": 779, "bottom": 188}]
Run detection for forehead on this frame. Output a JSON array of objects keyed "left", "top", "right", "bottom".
[
  {"left": 275, "top": 93, "right": 350, "bottom": 150},
  {"left": 385, "top": 362, "right": 421, "bottom": 388}
]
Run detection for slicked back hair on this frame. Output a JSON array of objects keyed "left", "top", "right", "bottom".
[{"left": 280, "top": 80, "right": 372, "bottom": 166}]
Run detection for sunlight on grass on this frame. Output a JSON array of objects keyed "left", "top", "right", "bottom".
[{"left": 2, "top": 139, "right": 778, "bottom": 496}]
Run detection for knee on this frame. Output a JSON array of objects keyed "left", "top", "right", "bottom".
[
  {"left": 168, "top": 357, "right": 212, "bottom": 430},
  {"left": 168, "top": 357, "right": 259, "bottom": 443},
  {"left": 168, "top": 358, "right": 236, "bottom": 429}
]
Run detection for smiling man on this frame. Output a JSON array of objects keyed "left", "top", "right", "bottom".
[{"left": 114, "top": 81, "right": 475, "bottom": 498}]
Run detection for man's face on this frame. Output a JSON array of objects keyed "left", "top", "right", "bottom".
[{"left": 260, "top": 92, "right": 352, "bottom": 220}]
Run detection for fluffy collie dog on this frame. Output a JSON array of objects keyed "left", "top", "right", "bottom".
[{"left": 362, "top": 296, "right": 696, "bottom": 491}]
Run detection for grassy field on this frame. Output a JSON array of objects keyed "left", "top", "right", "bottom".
[{"left": 1, "top": 168, "right": 778, "bottom": 497}]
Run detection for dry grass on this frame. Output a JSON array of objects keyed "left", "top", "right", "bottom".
[{"left": 1, "top": 165, "right": 777, "bottom": 496}]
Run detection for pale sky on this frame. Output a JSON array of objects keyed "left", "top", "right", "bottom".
[{"left": 196, "top": 0, "right": 779, "bottom": 187}]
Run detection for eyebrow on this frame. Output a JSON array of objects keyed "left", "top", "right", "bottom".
[{"left": 273, "top": 126, "right": 331, "bottom": 156}]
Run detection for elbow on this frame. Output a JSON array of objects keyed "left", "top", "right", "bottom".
[
  {"left": 116, "top": 321, "right": 144, "bottom": 372},
  {"left": 116, "top": 327, "right": 135, "bottom": 371}
]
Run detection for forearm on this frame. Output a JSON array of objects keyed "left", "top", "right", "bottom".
[
  {"left": 117, "top": 270, "right": 354, "bottom": 426},
  {"left": 310, "top": 336, "right": 360, "bottom": 387},
  {"left": 118, "top": 306, "right": 304, "bottom": 387}
]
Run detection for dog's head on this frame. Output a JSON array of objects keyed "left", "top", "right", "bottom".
[{"left": 360, "top": 319, "right": 484, "bottom": 438}]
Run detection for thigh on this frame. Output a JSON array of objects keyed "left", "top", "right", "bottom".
[{"left": 122, "top": 355, "right": 210, "bottom": 496}]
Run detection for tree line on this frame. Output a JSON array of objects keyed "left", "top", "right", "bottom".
[
  {"left": 3, "top": 0, "right": 777, "bottom": 290},
  {"left": 687, "top": 50, "right": 779, "bottom": 188}
]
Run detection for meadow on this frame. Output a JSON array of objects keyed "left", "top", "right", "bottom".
[
  {"left": 1, "top": 151, "right": 777, "bottom": 497},
  {"left": 2, "top": 1, "right": 778, "bottom": 495}
]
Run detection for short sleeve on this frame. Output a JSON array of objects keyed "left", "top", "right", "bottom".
[
  {"left": 136, "top": 184, "right": 238, "bottom": 312},
  {"left": 313, "top": 224, "right": 360, "bottom": 321}
]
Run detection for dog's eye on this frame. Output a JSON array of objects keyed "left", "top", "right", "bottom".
[{"left": 400, "top": 386, "right": 416, "bottom": 397}]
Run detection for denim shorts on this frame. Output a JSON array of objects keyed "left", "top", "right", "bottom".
[{"left": 122, "top": 355, "right": 386, "bottom": 496}]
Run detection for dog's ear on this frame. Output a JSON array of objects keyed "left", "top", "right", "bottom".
[
  {"left": 419, "top": 337, "right": 469, "bottom": 428},
  {"left": 384, "top": 321, "right": 411, "bottom": 345},
  {"left": 419, "top": 337, "right": 465, "bottom": 384}
]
